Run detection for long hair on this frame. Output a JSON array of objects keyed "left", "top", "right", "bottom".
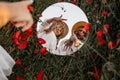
[{"left": 44, "top": 19, "right": 66, "bottom": 44}]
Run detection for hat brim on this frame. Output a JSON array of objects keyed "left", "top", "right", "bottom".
[{"left": 72, "top": 21, "right": 87, "bottom": 33}]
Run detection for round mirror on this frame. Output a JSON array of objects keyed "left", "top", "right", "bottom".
[{"left": 37, "top": 2, "right": 89, "bottom": 55}]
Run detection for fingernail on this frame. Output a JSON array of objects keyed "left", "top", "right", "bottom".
[
  {"left": 22, "top": 29, "right": 25, "bottom": 32},
  {"left": 30, "top": 0, "right": 34, "bottom": 3},
  {"left": 15, "top": 25, "right": 19, "bottom": 28}
]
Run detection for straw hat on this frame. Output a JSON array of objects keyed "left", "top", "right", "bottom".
[
  {"left": 72, "top": 21, "right": 89, "bottom": 43},
  {"left": 72, "top": 21, "right": 87, "bottom": 33}
]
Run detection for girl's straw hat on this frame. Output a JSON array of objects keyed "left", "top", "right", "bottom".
[{"left": 72, "top": 21, "right": 87, "bottom": 33}]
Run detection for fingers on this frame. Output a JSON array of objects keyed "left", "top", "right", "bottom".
[
  {"left": 22, "top": 0, "right": 33, "bottom": 5},
  {"left": 13, "top": 17, "right": 33, "bottom": 32},
  {"left": 15, "top": 21, "right": 26, "bottom": 28},
  {"left": 59, "top": 15, "right": 63, "bottom": 18},
  {"left": 22, "top": 17, "right": 33, "bottom": 31},
  {"left": 59, "top": 15, "right": 67, "bottom": 21},
  {"left": 30, "top": 0, "right": 34, "bottom": 3}
]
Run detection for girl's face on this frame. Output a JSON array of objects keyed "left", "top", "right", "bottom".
[{"left": 53, "top": 24, "right": 63, "bottom": 36}]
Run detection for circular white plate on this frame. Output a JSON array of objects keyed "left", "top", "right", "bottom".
[{"left": 37, "top": 2, "right": 89, "bottom": 56}]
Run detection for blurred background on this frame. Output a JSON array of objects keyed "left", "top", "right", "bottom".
[{"left": 0, "top": 0, "right": 120, "bottom": 80}]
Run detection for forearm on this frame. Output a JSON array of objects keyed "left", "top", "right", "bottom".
[
  {"left": 46, "top": 19, "right": 53, "bottom": 24},
  {"left": 0, "top": 2, "right": 10, "bottom": 28},
  {"left": 46, "top": 18, "right": 57, "bottom": 24}
]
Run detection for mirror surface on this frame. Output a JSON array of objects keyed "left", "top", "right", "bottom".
[{"left": 37, "top": 2, "right": 89, "bottom": 55}]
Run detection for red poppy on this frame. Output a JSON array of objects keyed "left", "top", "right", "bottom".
[
  {"left": 16, "top": 76, "right": 24, "bottom": 80},
  {"left": 86, "top": 0, "right": 92, "bottom": 4},
  {"left": 37, "top": 71, "right": 44, "bottom": 80},
  {"left": 97, "top": 37, "right": 105, "bottom": 46},
  {"left": 101, "top": 11, "right": 108, "bottom": 16},
  {"left": 96, "top": 30, "right": 104, "bottom": 37},
  {"left": 108, "top": 41, "right": 114, "bottom": 49},
  {"left": 38, "top": 38, "right": 46, "bottom": 44},
  {"left": 25, "top": 27, "right": 33, "bottom": 37},
  {"left": 15, "top": 59, "right": 22, "bottom": 65},
  {"left": 71, "top": 0, "right": 77, "bottom": 5},
  {"left": 18, "top": 41, "right": 28, "bottom": 50},
  {"left": 13, "top": 38, "right": 20, "bottom": 45},
  {"left": 19, "top": 34, "right": 28, "bottom": 41},
  {"left": 93, "top": 66, "right": 100, "bottom": 80},
  {"left": 36, "top": 42, "right": 40, "bottom": 46},
  {"left": 84, "top": 23, "right": 91, "bottom": 32},
  {"left": 13, "top": 28, "right": 32, "bottom": 50},
  {"left": 27, "top": 5, "right": 34, "bottom": 12},
  {"left": 40, "top": 47, "right": 47, "bottom": 56},
  {"left": 13, "top": 31, "right": 21, "bottom": 45},
  {"left": 13, "top": 31, "right": 21, "bottom": 40}
]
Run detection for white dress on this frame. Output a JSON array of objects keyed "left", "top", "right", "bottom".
[
  {"left": 0, "top": 45, "right": 15, "bottom": 80},
  {"left": 38, "top": 31, "right": 57, "bottom": 54},
  {"left": 37, "top": 22, "right": 57, "bottom": 54}
]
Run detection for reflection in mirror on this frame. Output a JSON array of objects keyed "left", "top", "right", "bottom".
[{"left": 37, "top": 2, "right": 89, "bottom": 55}]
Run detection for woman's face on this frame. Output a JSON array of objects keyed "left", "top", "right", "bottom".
[
  {"left": 75, "top": 27, "right": 87, "bottom": 40},
  {"left": 53, "top": 24, "right": 63, "bottom": 36}
]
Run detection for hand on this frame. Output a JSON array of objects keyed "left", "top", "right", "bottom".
[
  {"left": 8, "top": 1, "right": 33, "bottom": 31},
  {"left": 53, "top": 15, "right": 67, "bottom": 21},
  {"left": 46, "top": 15, "right": 67, "bottom": 23},
  {"left": 63, "top": 39, "right": 73, "bottom": 51}
]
